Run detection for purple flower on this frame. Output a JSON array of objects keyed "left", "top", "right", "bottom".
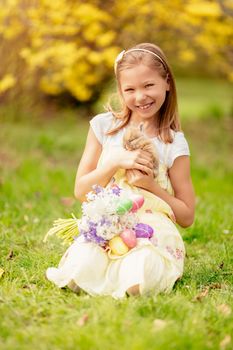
[
  {"left": 82, "top": 222, "right": 107, "bottom": 246},
  {"left": 92, "top": 185, "right": 103, "bottom": 194},
  {"left": 100, "top": 217, "right": 111, "bottom": 226},
  {"left": 89, "top": 221, "right": 96, "bottom": 228},
  {"left": 111, "top": 185, "right": 121, "bottom": 196}
]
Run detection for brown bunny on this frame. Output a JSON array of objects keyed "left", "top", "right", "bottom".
[{"left": 123, "top": 123, "right": 159, "bottom": 178}]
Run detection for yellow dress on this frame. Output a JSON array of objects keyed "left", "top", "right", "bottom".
[{"left": 46, "top": 143, "right": 185, "bottom": 298}]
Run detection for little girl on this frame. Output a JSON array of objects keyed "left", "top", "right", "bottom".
[{"left": 46, "top": 43, "right": 195, "bottom": 298}]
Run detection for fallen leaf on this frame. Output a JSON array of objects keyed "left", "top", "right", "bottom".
[
  {"left": 0, "top": 268, "right": 5, "bottom": 279},
  {"left": 77, "top": 314, "right": 89, "bottom": 327},
  {"left": 6, "top": 250, "right": 14, "bottom": 260},
  {"left": 193, "top": 282, "right": 227, "bottom": 302},
  {"left": 193, "top": 286, "right": 209, "bottom": 302},
  {"left": 209, "top": 282, "right": 228, "bottom": 289},
  {"left": 209, "top": 282, "right": 222, "bottom": 289},
  {"left": 60, "top": 197, "right": 75, "bottom": 207},
  {"left": 220, "top": 335, "right": 232, "bottom": 349},
  {"left": 152, "top": 319, "right": 167, "bottom": 331},
  {"left": 217, "top": 304, "right": 232, "bottom": 317}
]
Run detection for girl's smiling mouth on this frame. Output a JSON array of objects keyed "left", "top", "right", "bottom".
[{"left": 136, "top": 102, "right": 154, "bottom": 110}]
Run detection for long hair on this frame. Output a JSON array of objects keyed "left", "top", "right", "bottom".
[{"left": 107, "top": 43, "right": 181, "bottom": 143}]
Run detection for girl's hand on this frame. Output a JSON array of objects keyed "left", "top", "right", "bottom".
[
  {"left": 126, "top": 169, "right": 155, "bottom": 190},
  {"left": 107, "top": 148, "right": 154, "bottom": 174}
]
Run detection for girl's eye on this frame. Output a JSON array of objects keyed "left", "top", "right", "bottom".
[
  {"left": 124, "top": 88, "right": 134, "bottom": 92},
  {"left": 145, "top": 84, "right": 154, "bottom": 88}
]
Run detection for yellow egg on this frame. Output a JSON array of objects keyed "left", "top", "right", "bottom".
[{"left": 109, "top": 236, "right": 129, "bottom": 255}]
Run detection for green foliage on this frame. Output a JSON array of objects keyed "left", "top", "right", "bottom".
[{"left": 0, "top": 103, "right": 232, "bottom": 349}]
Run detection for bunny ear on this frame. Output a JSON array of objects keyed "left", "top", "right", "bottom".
[{"left": 114, "top": 50, "right": 125, "bottom": 74}]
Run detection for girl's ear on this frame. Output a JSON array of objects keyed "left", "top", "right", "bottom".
[{"left": 166, "top": 73, "right": 170, "bottom": 91}]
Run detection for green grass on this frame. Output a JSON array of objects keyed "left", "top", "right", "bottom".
[
  {"left": 0, "top": 110, "right": 233, "bottom": 349},
  {"left": 176, "top": 78, "right": 233, "bottom": 120}
]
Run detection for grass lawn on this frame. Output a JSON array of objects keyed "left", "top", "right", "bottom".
[
  {"left": 0, "top": 98, "right": 233, "bottom": 348},
  {"left": 176, "top": 78, "right": 232, "bottom": 120}
]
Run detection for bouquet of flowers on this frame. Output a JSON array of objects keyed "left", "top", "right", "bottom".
[{"left": 44, "top": 184, "right": 154, "bottom": 256}]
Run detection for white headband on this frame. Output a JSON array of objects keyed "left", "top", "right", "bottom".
[{"left": 114, "top": 48, "right": 166, "bottom": 73}]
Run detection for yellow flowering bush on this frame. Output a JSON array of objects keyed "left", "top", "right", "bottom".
[{"left": 0, "top": 0, "right": 232, "bottom": 104}]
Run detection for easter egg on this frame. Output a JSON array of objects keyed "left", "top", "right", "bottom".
[
  {"left": 120, "top": 229, "right": 137, "bottom": 248},
  {"left": 116, "top": 199, "right": 133, "bottom": 215},
  {"left": 131, "top": 195, "right": 145, "bottom": 212},
  {"left": 109, "top": 236, "right": 129, "bottom": 255},
  {"left": 134, "top": 223, "right": 154, "bottom": 238}
]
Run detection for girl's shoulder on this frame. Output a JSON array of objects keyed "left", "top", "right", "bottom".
[
  {"left": 168, "top": 130, "right": 190, "bottom": 168},
  {"left": 155, "top": 130, "right": 190, "bottom": 168},
  {"left": 90, "top": 111, "right": 114, "bottom": 125},
  {"left": 171, "top": 130, "right": 189, "bottom": 146},
  {"left": 90, "top": 111, "right": 117, "bottom": 145}
]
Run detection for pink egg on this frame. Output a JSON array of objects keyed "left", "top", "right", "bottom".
[
  {"left": 120, "top": 229, "right": 137, "bottom": 248},
  {"left": 130, "top": 195, "right": 145, "bottom": 212}
]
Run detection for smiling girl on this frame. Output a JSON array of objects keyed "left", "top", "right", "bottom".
[{"left": 46, "top": 43, "right": 195, "bottom": 298}]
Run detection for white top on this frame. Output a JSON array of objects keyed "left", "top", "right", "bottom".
[{"left": 90, "top": 112, "right": 190, "bottom": 168}]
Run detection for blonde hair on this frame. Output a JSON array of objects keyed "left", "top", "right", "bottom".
[{"left": 107, "top": 43, "right": 181, "bottom": 143}]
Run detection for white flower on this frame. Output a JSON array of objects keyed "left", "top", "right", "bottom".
[
  {"left": 120, "top": 212, "right": 138, "bottom": 229},
  {"left": 79, "top": 184, "right": 143, "bottom": 244},
  {"left": 78, "top": 217, "right": 89, "bottom": 232}
]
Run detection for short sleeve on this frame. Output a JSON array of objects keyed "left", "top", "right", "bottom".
[
  {"left": 167, "top": 132, "right": 190, "bottom": 168},
  {"left": 89, "top": 112, "right": 115, "bottom": 145}
]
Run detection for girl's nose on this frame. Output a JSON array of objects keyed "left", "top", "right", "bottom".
[{"left": 135, "top": 90, "right": 147, "bottom": 103}]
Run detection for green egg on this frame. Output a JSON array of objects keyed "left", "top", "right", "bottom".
[{"left": 116, "top": 199, "right": 133, "bottom": 215}]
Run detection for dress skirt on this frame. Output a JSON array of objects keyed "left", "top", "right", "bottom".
[{"left": 46, "top": 211, "right": 185, "bottom": 299}]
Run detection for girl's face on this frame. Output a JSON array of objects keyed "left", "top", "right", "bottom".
[{"left": 119, "top": 64, "right": 169, "bottom": 122}]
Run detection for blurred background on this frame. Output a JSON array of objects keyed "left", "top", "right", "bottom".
[
  {"left": 0, "top": 3, "right": 232, "bottom": 348},
  {"left": 0, "top": 0, "right": 232, "bottom": 121}
]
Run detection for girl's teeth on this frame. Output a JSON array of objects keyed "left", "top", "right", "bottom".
[{"left": 138, "top": 103, "right": 152, "bottom": 110}]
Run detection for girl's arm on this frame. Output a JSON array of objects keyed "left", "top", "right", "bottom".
[
  {"left": 168, "top": 156, "right": 195, "bottom": 227},
  {"left": 126, "top": 156, "right": 195, "bottom": 228},
  {"left": 74, "top": 127, "right": 154, "bottom": 202},
  {"left": 74, "top": 127, "right": 115, "bottom": 202}
]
